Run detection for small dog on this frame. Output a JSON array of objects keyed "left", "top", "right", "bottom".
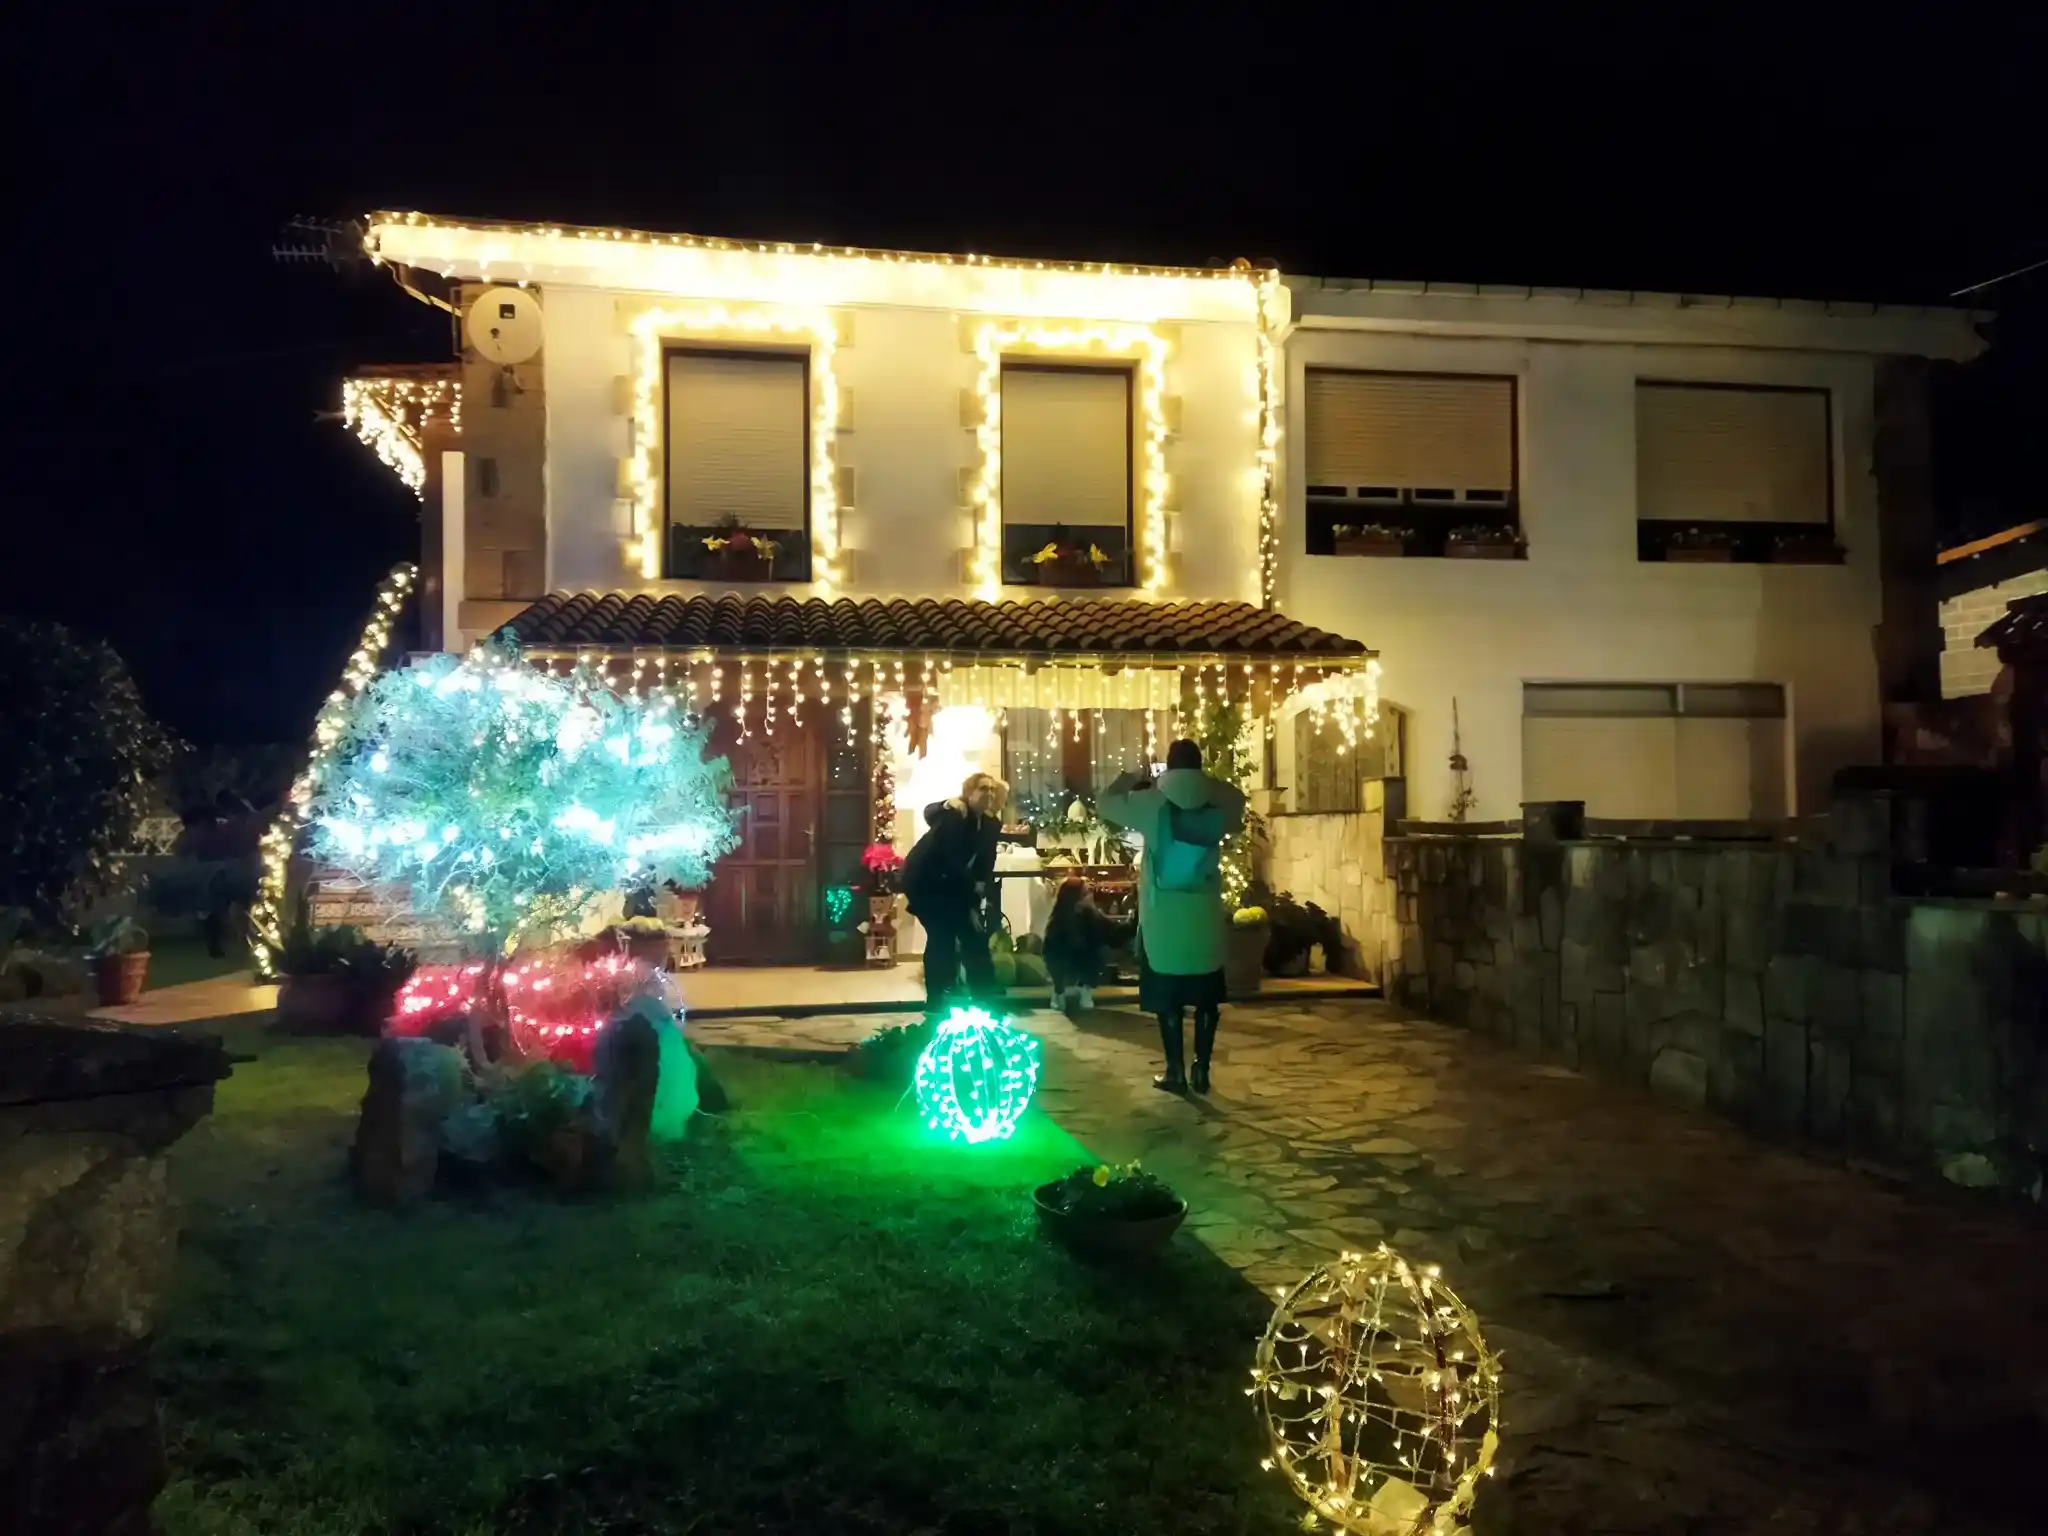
[{"left": 1043, "top": 879, "right": 1134, "bottom": 1016}]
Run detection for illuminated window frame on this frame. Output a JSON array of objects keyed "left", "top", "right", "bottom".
[
  {"left": 971, "top": 322, "right": 1169, "bottom": 601},
  {"left": 629, "top": 305, "right": 840, "bottom": 589}
]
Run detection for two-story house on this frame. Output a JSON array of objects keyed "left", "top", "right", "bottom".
[{"left": 340, "top": 210, "right": 1982, "bottom": 972}]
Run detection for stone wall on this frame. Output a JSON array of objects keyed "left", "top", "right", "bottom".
[
  {"left": 1, "top": 1017, "right": 231, "bottom": 1534},
  {"left": 1263, "top": 782, "right": 1395, "bottom": 980},
  {"left": 1386, "top": 801, "right": 2048, "bottom": 1192}
]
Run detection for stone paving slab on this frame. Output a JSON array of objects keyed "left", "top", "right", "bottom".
[{"left": 697, "top": 1000, "right": 2048, "bottom": 1533}]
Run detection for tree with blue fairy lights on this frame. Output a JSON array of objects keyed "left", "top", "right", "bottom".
[{"left": 306, "top": 641, "right": 739, "bottom": 976}]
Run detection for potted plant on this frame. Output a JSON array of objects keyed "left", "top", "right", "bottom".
[
  {"left": 1226, "top": 904, "right": 1269, "bottom": 999},
  {"left": 1770, "top": 529, "right": 1844, "bottom": 565},
  {"left": 1028, "top": 531, "right": 1111, "bottom": 587},
  {"left": 1331, "top": 522, "right": 1407, "bottom": 557},
  {"left": 278, "top": 905, "right": 415, "bottom": 1035},
  {"left": 1664, "top": 525, "right": 1735, "bottom": 563},
  {"left": 84, "top": 915, "right": 150, "bottom": 1006},
  {"left": 1034, "top": 1160, "right": 1188, "bottom": 1257},
  {"left": 1446, "top": 523, "right": 1523, "bottom": 560}
]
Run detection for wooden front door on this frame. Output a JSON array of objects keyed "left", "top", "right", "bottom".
[{"left": 705, "top": 716, "right": 821, "bottom": 963}]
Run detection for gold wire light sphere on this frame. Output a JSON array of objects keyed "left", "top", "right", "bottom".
[{"left": 1250, "top": 1245, "right": 1502, "bottom": 1534}]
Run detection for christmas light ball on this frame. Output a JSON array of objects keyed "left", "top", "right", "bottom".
[
  {"left": 1250, "top": 1245, "right": 1502, "bottom": 1535},
  {"left": 913, "top": 1006, "right": 1042, "bottom": 1144}
]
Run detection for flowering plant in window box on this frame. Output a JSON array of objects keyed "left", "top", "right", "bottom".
[
  {"left": 1446, "top": 523, "right": 1524, "bottom": 559},
  {"left": 701, "top": 529, "right": 783, "bottom": 576},
  {"left": 1664, "top": 525, "right": 1735, "bottom": 563},
  {"left": 1029, "top": 537, "right": 1111, "bottom": 586},
  {"left": 1331, "top": 522, "right": 1408, "bottom": 557},
  {"left": 1769, "top": 529, "right": 1845, "bottom": 565}
]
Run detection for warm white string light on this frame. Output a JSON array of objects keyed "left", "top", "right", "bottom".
[
  {"left": 251, "top": 564, "right": 418, "bottom": 976},
  {"left": 340, "top": 376, "right": 460, "bottom": 497},
  {"left": 628, "top": 304, "right": 840, "bottom": 589},
  {"left": 969, "top": 321, "right": 1172, "bottom": 601}
]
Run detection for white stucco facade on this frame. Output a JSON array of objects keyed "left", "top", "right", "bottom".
[
  {"left": 1274, "top": 284, "right": 1983, "bottom": 820},
  {"left": 370, "top": 216, "right": 1985, "bottom": 827}
]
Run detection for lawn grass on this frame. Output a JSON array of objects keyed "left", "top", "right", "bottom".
[
  {"left": 156, "top": 1021, "right": 1302, "bottom": 1535},
  {"left": 145, "top": 937, "right": 252, "bottom": 991}
]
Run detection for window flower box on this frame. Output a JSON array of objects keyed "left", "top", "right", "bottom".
[
  {"left": 704, "top": 530, "right": 783, "bottom": 582},
  {"left": 1664, "top": 527, "right": 1735, "bottom": 563},
  {"left": 1446, "top": 525, "right": 1523, "bottom": 560},
  {"left": 1029, "top": 538, "right": 1111, "bottom": 587},
  {"left": 1331, "top": 522, "right": 1407, "bottom": 558}
]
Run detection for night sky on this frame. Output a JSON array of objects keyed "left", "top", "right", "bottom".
[{"left": 11, "top": 4, "right": 2044, "bottom": 749}]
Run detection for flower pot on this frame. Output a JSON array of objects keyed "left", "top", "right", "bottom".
[
  {"left": 868, "top": 895, "right": 895, "bottom": 926},
  {"left": 1666, "top": 547, "right": 1733, "bottom": 563},
  {"left": 1035, "top": 556, "right": 1103, "bottom": 587},
  {"left": 1333, "top": 536, "right": 1404, "bottom": 558},
  {"left": 663, "top": 890, "right": 702, "bottom": 925},
  {"left": 1225, "top": 922, "right": 1268, "bottom": 999},
  {"left": 92, "top": 951, "right": 150, "bottom": 1007},
  {"left": 1448, "top": 542, "right": 1518, "bottom": 559},
  {"left": 712, "top": 546, "right": 777, "bottom": 582},
  {"left": 1033, "top": 1182, "right": 1188, "bottom": 1258}
]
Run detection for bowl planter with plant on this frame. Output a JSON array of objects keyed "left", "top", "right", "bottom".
[
  {"left": 1331, "top": 522, "right": 1407, "bottom": 557},
  {"left": 84, "top": 915, "right": 151, "bottom": 1006},
  {"left": 1446, "top": 524, "right": 1523, "bottom": 560},
  {"left": 1664, "top": 526, "right": 1735, "bottom": 563},
  {"left": 611, "top": 915, "right": 673, "bottom": 967},
  {"left": 1034, "top": 1160, "right": 1188, "bottom": 1257},
  {"left": 1226, "top": 904, "right": 1269, "bottom": 998},
  {"left": 1028, "top": 535, "right": 1111, "bottom": 587}
]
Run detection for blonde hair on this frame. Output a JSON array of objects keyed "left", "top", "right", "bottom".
[{"left": 961, "top": 771, "right": 1010, "bottom": 810}]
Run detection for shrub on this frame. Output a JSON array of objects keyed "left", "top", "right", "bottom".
[{"left": 0, "top": 621, "right": 179, "bottom": 924}]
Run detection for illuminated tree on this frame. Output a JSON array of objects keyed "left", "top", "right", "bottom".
[
  {"left": 306, "top": 642, "right": 739, "bottom": 960},
  {"left": 1195, "top": 701, "right": 1259, "bottom": 909}
]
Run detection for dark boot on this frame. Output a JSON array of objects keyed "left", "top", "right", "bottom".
[
  {"left": 1190, "top": 1008, "right": 1219, "bottom": 1094},
  {"left": 1153, "top": 1009, "right": 1187, "bottom": 1094}
]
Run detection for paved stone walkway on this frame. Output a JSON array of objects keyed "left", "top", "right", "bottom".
[{"left": 698, "top": 998, "right": 2048, "bottom": 1534}]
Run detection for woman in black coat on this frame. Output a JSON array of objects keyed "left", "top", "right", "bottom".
[{"left": 900, "top": 772, "right": 1007, "bottom": 1018}]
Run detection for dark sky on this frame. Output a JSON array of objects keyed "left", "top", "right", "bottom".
[{"left": 10, "top": 3, "right": 2045, "bottom": 748}]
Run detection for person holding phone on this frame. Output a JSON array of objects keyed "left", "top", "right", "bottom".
[
  {"left": 900, "top": 771, "right": 1009, "bottom": 1019},
  {"left": 1098, "top": 739, "right": 1246, "bottom": 1094}
]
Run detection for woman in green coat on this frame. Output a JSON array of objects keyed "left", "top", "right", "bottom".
[{"left": 1098, "top": 739, "right": 1246, "bottom": 1095}]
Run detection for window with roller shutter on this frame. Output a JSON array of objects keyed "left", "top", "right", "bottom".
[
  {"left": 663, "top": 347, "right": 811, "bottom": 582},
  {"left": 999, "top": 363, "right": 1135, "bottom": 587},
  {"left": 1302, "top": 370, "right": 1519, "bottom": 558},
  {"left": 1635, "top": 382, "right": 1837, "bottom": 564}
]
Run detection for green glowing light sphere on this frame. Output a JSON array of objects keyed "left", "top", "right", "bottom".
[{"left": 914, "top": 1006, "right": 1042, "bottom": 1144}]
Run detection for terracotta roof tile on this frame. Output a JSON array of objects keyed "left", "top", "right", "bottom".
[{"left": 501, "top": 592, "right": 1370, "bottom": 660}]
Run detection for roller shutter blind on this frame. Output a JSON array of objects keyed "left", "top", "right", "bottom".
[
  {"left": 1002, "top": 365, "right": 1131, "bottom": 529},
  {"left": 1636, "top": 384, "right": 1830, "bottom": 524},
  {"left": 1304, "top": 372, "right": 1515, "bottom": 494},
  {"left": 666, "top": 351, "right": 808, "bottom": 530}
]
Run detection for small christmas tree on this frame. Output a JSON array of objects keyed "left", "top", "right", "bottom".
[{"left": 306, "top": 643, "right": 739, "bottom": 970}]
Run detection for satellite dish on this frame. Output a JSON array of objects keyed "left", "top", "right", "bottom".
[{"left": 464, "top": 286, "right": 544, "bottom": 365}]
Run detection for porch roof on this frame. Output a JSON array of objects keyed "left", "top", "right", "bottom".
[{"left": 500, "top": 592, "right": 1371, "bottom": 664}]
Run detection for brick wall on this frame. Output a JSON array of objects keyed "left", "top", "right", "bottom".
[
  {"left": 1941, "top": 567, "right": 2048, "bottom": 698},
  {"left": 1386, "top": 800, "right": 2048, "bottom": 1193}
]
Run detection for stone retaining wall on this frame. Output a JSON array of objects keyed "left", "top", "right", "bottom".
[
  {"left": 1386, "top": 801, "right": 2048, "bottom": 1192},
  {"left": 1263, "top": 785, "right": 1395, "bottom": 981}
]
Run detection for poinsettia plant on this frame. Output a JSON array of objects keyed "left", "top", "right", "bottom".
[
  {"left": 702, "top": 530, "right": 782, "bottom": 562},
  {"left": 861, "top": 841, "right": 905, "bottom": 894}
]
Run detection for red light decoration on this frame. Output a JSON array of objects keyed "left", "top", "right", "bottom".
[{"left": 388, "top": 951, "right": 659, "bottom": 1069}]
